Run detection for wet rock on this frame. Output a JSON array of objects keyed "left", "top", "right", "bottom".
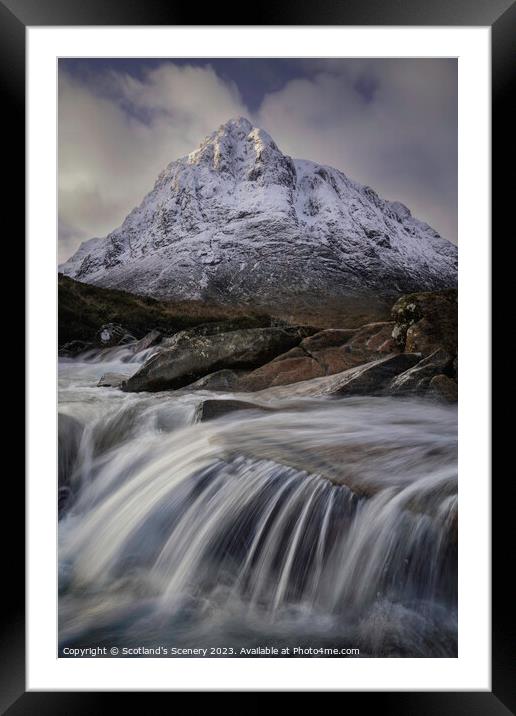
[
  {"left": 97, "top": 372, "right": 129, "bottom": 388},
  {"left": 122, "top": 327, "right": 307, "bottom": 392},
  {"left": 195, "top": 399, "right": 273, "bottom": 422},
  {"left": 326, "top": 353, "right": 422, "bottom": 396},
  {"left": 133, "top": 329, "right": 162, "bottom": 353},
  {"left": 184, "top": 369, "right": 246, "bottom": 391},
  {"left": 428, "top": 374, "right": 458, "bottom": 403},
  {"left": 255, "top": 353, "right": 421, "bottom": 399},
  {"left": 391, "top": 289, "right": 457, "bottom": 356},
  {"left": 389, "top": 349, "right": 453, "bottom": 395}
]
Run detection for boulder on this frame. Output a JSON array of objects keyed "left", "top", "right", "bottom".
[
  {"left": 122, "top": 327, "right": 307, "bottom": 392},
  {"left": 391, "top": 289, "right": 457, "bottom": 356},
  {"left": 254, "top": 353, "right": 421, "bottom": 399},
  {"left": 160, "top": 318, "right": 279, "bottom": 350},
  {"left": 389, "top": 349, "right": 453, "bottom": 395},
  {"left": 95, "top": 323, "right": 127, "bottom": 347},
  {"left": 195, "top": 399, "right": 273, "bottom": 422},
  {"left": 97, "top": 372, "right": 129, "bottom": 388},
  {"left": 428, "top": 374, "right": 458, "bottom": 403}
]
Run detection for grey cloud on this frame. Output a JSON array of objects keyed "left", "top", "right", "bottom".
[
  {"left": 257, "top": 59, "right": 457, "bottom": 243},
  {"left": 58, "top": 218, "right": 88, "bottom": 264}
]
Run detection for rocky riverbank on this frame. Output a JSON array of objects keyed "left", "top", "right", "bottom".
[
  {"left": 58, "top": 279, "right": 457, "bottom": 657},
  {"left": 59, "top": 276, "right": 457, "bottom": 405}
]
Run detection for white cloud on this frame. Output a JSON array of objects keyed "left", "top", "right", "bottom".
[{"left": 58, "top": 64, "right": 247, "bottom": 261}]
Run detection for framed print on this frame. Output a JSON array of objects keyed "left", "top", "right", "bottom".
[{"left": 4, "top": 0, "right": 511, "bottom": 708}]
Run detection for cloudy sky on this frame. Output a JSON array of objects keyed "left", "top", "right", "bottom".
[{"left": 58, "top": 58, "right": 457, "bottom": 263}]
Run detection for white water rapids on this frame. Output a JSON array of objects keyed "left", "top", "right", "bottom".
[{"left": 58, "top": 345, "right": 457, "bottom": 657}]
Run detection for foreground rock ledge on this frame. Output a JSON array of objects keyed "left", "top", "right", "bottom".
[
  {"left": 244, "top": 354, "right": 422, "bottom": 401},
  {"left": 195, "top": 399, "right": 274, "bottom": 422}
]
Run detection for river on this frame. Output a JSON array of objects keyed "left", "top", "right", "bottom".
[{"left": 58, "top": 345, "right": 457, "bottom": 657}]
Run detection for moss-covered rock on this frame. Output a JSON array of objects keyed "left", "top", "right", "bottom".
[{"left": 391, "top": 288, "right": 457, "bottom": 356}]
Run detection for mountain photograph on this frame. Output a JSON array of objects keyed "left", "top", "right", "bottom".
[{"left": 58, "top": 58, "right": 458, "bottom": 659}]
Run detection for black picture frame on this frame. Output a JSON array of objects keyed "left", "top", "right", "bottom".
[{"left": 3, "top": 0, "right": 511, "bottom": 708}]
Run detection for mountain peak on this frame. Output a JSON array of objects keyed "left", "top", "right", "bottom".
[
  {"left": 185, "top": 116, "right": 294, "bottom": 186},
  {"left": 61, "top": 117, "right": 457, "bottom": 313},
  {"left": 190, "top": 116, "right": 276, "bottom": 154},
  {"left": 219, "top": 116, "right": 254, "bottom": 133}
]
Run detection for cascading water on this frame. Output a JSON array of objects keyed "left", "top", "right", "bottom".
[{"left": 59, "top": 346, "right": 457, "bottom": 657}]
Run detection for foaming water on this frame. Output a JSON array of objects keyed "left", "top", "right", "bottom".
[{"left": 59, "top": 348, "right": 457, "bottom": 657}]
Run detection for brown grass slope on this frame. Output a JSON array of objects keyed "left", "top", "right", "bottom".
[{"left": 58, "top": 274, "right": 272, "bottom": 345}]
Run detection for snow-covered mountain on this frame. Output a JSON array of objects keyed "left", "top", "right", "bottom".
[{"left": 60, "top": 117, "right": 457, "bottom": 317}]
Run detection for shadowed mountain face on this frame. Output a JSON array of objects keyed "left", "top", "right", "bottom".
[{"left": 60, "top": 117, "right": 457, "bottom": 317}]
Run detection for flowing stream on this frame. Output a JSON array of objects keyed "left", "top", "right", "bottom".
[{"left": 58, "top": 346, "right": 457, "bottom": 657}]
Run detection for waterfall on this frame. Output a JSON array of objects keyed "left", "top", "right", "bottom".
[{"left": 59, "top": 351, "right": 457, "bottom": 657}]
